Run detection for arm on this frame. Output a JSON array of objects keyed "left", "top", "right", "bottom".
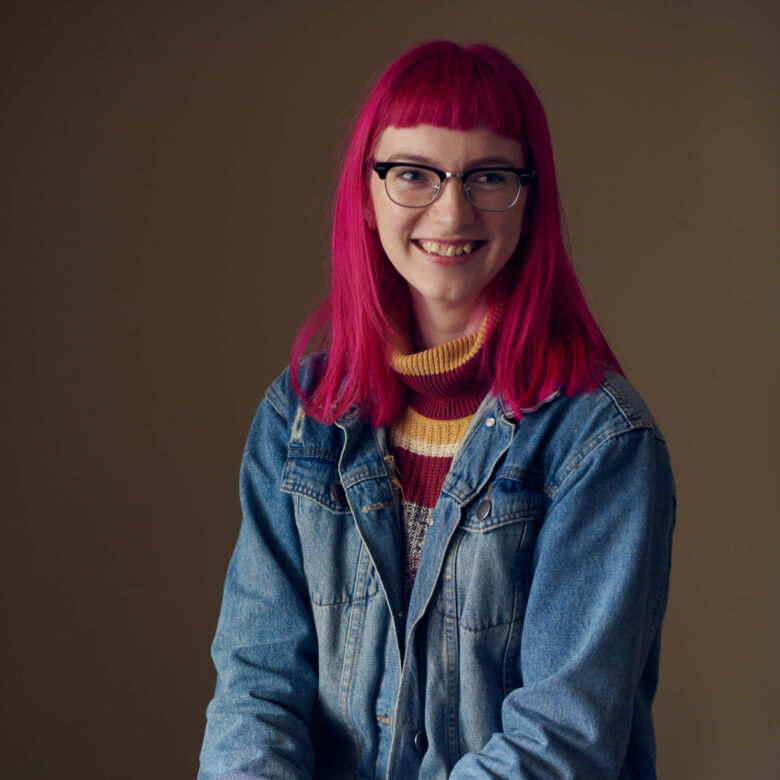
[
  {"left": 450, "top": 428, "right": 675, "bottom": 779},
  {"left": 199, "top": 393, "right": 317, "bottom": 780}
]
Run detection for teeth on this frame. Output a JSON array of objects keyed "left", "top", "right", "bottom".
[{"left": 418, "top": 240, "right": 477, "bottom": 256}]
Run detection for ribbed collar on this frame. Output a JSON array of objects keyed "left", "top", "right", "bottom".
[{"left": 390, "top": 305, "right": 499, "bottom": 419}]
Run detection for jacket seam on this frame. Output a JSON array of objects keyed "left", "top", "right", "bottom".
[
  {"left": 341, "top": 470, "right": 393, "bottom": 489},
  {"left": 457, "top": 615, "right": 525, "bottom": 633},
  {"left": 287, "top": 446, "right": 342, "bottom": 460},
  {"left": 264, "top": 380, "right": 288, "bottom": 418},
  {"left": 461, "top": 512, "right": 540, "bottom": 531},
  {"left": 281, "top": 482, "right": 349, "bottom": 511},
  {"left": 599, "top": 376, "right": 666, "bottom": 442},
  {"left": 547, "top": 426, "right": 657, "bottom": 500}
]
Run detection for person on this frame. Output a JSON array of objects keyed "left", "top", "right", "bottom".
[{"left": 199, "top": 40, "right": 675, "bottom": 779}]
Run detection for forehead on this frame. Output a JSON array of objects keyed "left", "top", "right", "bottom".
[{"left": 373, "top": 124, "right": 526, "bottom": 167}]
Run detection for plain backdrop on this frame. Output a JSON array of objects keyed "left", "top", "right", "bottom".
[{"left": 2, "top": 1, "right": 778, "bottom": 777}]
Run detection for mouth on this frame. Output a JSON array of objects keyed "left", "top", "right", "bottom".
[{"left": 414, "top": 239, "right": 484, "bottom": 257}]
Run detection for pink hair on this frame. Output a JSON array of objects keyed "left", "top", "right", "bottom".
[{"left": 291, "top": 40, "right": 621, "bottom": 426}]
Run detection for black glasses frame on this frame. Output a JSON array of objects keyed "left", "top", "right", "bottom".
[{"left": 371, "top": 161, "right": 536, "bottom": 211}]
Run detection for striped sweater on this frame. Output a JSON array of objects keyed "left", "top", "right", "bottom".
[{"left": 389, "top": 311, "right": 497, "bottom": 602}]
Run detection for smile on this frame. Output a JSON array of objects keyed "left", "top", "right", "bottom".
[{"left": 415, "top": 240, "right": 482, "bottom": 257}]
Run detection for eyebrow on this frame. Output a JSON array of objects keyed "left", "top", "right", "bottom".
[{"left": 385, "top": 153, "right": 521, "bottom": 168}]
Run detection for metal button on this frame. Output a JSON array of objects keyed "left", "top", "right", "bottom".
[
  {"left": 476, "top": 498, "right": 491, "bottom": 521},
  {"left": 414, "top": 729, "right": 428, "bottom": 753},
  {"left": 330, "top": 483, "right": 343, "bottom": 503},
  {"left": 485, "top": 416, "right": 496, "bottom": 427}
]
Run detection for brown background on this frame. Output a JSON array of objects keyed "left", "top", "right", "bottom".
[{"left": 2, "top": 1, "right": 778, "bottom": 777}]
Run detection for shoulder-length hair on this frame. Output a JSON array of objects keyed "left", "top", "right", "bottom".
[{"left": 291, "top": 40, "right": 620, "bottom": 426}]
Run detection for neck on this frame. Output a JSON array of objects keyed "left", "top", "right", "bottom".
[{"left": 410, "top": 292, "right": 487, "bottom": 350}]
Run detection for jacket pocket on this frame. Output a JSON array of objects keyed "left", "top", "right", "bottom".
[
  {"left": 281, "top": 452, "right": 378, "bottom": 607},
  {"left": 448, "top": 481, "right": 542, "bottom": 631}
]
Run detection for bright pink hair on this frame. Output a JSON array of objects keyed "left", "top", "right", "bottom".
[{"left": 291, "top": 40, "right": 621, "bottom": 426}]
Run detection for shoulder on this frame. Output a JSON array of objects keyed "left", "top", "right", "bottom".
[
  {"left": 594, "top": 370, "right": 664, "bottom": 437},
  {"left": 262, "top": 353, "right": 328, "bottom": 422},
  {"left": 244, "top": 357, "right": 361, "bottom": 509},
  {"left": 247, "top": 354, "right": 347, "bottom": 456},
  {"left": 561, "top": 370, "right": 663, "bottom": 439},
  {"left": 509, "top": 371, "right": 671, "bottom": 500},
  {"left": 523, "top": 370, "right": 664, "bottom": 443}
]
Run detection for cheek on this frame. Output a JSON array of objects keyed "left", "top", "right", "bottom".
[
  {"left": 368, "top": 184, "right": 392, "bottom": 234},
  {"left": 372, "top": 201, "right": 414, "bottom": 250},
  {"left": 492, "top": 213, "right": 523, "bottom": 252}
]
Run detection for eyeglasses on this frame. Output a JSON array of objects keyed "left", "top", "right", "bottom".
[{"left": 371, "top": 161, "right": 536, "bottom": 212}]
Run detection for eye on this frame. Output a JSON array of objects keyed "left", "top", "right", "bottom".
[
  {"left": 392, "top": 167, "right": 432, "bottom": 186},
  {"left": 472, "top": 170, "right": 509, "bottom": 185}
]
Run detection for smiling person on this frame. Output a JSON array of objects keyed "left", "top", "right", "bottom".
[{"left": 199, "top": 41, "right": 675, "bottom": 779}]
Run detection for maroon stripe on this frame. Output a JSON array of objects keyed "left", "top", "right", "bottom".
[
  {"left": 394, "top": 447, "right": 453, "bottom": 508},
  {"left": 410, "top": 385, "right": 488, "bottom": 419},
  {"left": 398, "top": 352, "right": 482, "bottom": 396}
]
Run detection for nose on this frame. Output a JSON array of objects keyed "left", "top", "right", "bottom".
[{"left": 427, "top": 176, "right": 476, "bottom": 228}]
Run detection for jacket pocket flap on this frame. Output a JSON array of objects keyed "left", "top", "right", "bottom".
[
  {"left": 462, "top": 486, "right": 543, "bottom": 531},
  {"left": 281, "top": 454, "right": 348, "bottom": 514}
]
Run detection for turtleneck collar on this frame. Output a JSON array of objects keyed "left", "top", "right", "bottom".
[{"left": 389, "top": 304, "right": 500, "bottom": 419}]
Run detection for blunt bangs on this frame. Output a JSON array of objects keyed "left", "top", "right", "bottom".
[{"left": 369, "top": 43, "right": 526, "bottom": 147}]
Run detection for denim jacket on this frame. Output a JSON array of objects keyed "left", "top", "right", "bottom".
[{"left": 199, "top": 361, "right": 675, "bottom": 779}]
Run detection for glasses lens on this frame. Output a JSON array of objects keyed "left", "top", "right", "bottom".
[
  {"left": 385, "top": 166, "right": 440, "bottom": 207},
  {"left": 464, "top": 170, "right": 521, "bottom": 211}
]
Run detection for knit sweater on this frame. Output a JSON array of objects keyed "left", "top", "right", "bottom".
[{"left": 389, "top": 311, "right": 496, "bottom": 602}]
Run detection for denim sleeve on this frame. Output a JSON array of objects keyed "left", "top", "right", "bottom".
[
  {"left": 450, "top": 427, "right": 675, "bottom": 779},
  {"left": 199, "top": 394, "right": 317, "bottom": 780}
]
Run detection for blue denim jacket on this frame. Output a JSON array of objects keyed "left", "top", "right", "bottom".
[{"left": 199, "top": 362, "right": 675, "bottom": 779}]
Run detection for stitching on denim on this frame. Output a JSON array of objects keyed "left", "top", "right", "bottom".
[
  {"left": 293, "top": 491, "right": 378, "bottom": 607},
  {"left": 445, "top": 467, "right": 544, "bottom": 509},
  {"left": 600, "top": 376, "right": 666, "bottom": 443},
  {"left": 341, "top": 468, "right": 392, "bottom": 489},
  {"left": 545, "top": 423, "right": 633, "bottom": 499},
  {"left": 495, "top": 467, "right": 545, "bottom": 489},
  {"left": 441, "top": 484, "right": 468, "bottom": 503},
  {"left": 455, "top": 523, "right": 529, "bottom": 642},
  {"left": 310, "top": 585, "right": 379, "bottom": 607},
  {"left": 599, "top": 376, "right": 641, "bottom": 427},
  {"left": 264, "top": 388, "right": 287, "bottom": 418},
  {"left": 462, "top": 511, "right": 541, "bottom": 532},
  {"left": 287, "top": 446, "right": 340, "bottom": 460},
  {"left": 280, "top": 482, "right": 349, "bottom": 513},
  {"left": 338, "top": 544, "right": 371, "bottom": 728},
  {"left": 437, "top": 523, "right": 530, "bottom": 631},
  {"left": 308, "top": 542, "right": 381, "bottom": 607},
  {"left": 441, "top": 414, "right": 516, "bottom": 504},
  {"left": 458, "top": 616, "right": 520, "bottom": 633},
  {"left": 502, "top": 521, "right": 528, "bottom": 694},
  {"left": 442, "top": 530, "right": 462, "bottom": 762}
]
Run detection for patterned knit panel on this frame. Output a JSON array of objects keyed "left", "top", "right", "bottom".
[{"left": 389, "top": 310, "right": 496, "bottom": 602}]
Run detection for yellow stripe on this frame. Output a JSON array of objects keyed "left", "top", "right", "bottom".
[
  {"left": 390, "top": 428, "right": 462, "bottom": 458},
  {"left": 390, "top": 407, "right": 474, "bottom": 454},
  {"left": 391, "top": 310, "right": 491, "bottom": 377}
]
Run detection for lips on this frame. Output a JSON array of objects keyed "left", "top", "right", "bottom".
[{"left": 414, "top": 240, "right": 483, "bottom": 257}]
